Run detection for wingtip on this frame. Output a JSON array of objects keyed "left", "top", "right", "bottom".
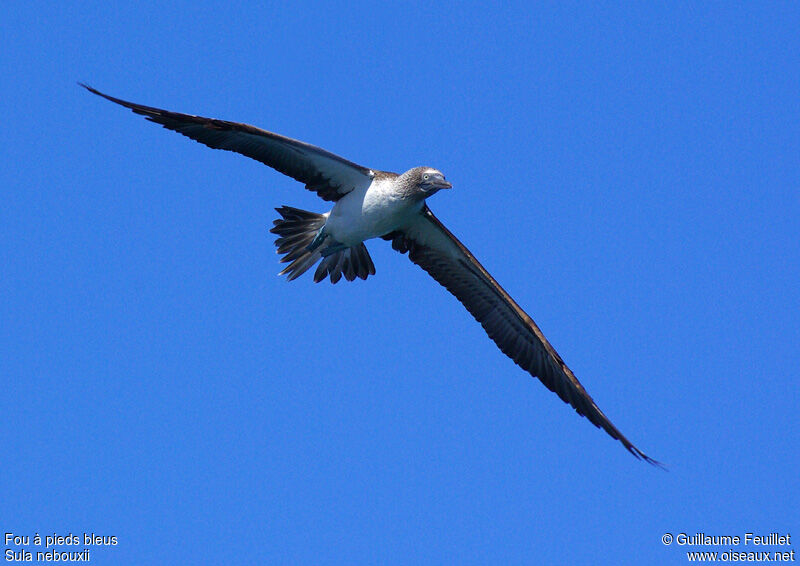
[
  {"left": 79, "top": 83, "right": 118, "bottom": 104},
  {"left": 78, "top": 82, "right": 98, "bottom": 94},
  {"left": 633, "top": 448, "right": 668, "bottom": 471},
  {"left": 78, "top": 83, "right": 145, "bottom": 113}
]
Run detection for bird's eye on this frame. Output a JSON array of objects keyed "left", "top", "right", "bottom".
[{"left": 423, "top": 174, "right": 430, "bottom": 180}]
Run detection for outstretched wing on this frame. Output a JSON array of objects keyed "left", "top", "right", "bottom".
[
  {"left": 81, "top": 84, "right": 374, "bottom": 202},
  {"left": 384, "top": 206, "right": 661, "bottom": 465}
]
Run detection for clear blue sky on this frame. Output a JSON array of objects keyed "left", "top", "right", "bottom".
[{"left": 3, "top": 2, "right": 798, "bottom": 564}]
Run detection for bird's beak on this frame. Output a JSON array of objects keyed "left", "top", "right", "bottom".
[{"left": 423, "top": 178, "right": 452, "bottom": 192}]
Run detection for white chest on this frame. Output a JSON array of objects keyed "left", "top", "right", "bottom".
[{"left": 325, "top": 176, "right": 422, "bottom": 245}]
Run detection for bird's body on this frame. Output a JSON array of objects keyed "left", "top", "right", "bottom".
[
  {"left": 82, "top": 84, "right": 660, "bottom": 466},
  {"left": 325, "top": 172, "right": 421, "bottom": 247}
]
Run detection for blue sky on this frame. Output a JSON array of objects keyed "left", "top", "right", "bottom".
[{"left": 2, "top": 2, "right": 798, "bottom": 564}]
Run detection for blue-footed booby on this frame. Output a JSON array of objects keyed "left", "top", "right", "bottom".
[{"left": 82, "top": 84, "right": 660, "bottom": 466}]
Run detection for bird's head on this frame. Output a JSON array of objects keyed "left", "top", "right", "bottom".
[{"left": 400, "top": 167, "right": 452, "bottom": 200}]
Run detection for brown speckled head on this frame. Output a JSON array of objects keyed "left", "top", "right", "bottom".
[{"left": 395, "top": 166, "right": 452, "bottom": 200}]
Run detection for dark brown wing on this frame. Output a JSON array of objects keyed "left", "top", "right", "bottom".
[
  {"left": 385, "top": 206, "right": 661, "bottom": 466},
  {"left": 81, "top": 84, "right": 374, "bottom": 201}
]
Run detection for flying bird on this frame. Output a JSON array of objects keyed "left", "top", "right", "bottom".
[{"left": 82, "top": 84, "right": 660, "bottom": 466}]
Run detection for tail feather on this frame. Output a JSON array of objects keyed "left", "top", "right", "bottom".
[
  {"left": 276, "top": 233, "right": 314, "bottom": 254},
  {"left": 280, "top": 251, "right": 322, "bottom": 281},
  {"left": 312, "top": 242, "right": 376, "bottom": 283},
  {"left": 353, "top": 245, "right": 375, "bottom": 279},
  {"left": 270, "top": 206, "right": 376, "bottom": 283},
  {"left": 270, "top": 206, "right": 326, "bottom": 280}
]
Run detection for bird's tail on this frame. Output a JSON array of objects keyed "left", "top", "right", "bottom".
[{"left": 270, "top": 206, "right": 376, "bottom": 283}]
